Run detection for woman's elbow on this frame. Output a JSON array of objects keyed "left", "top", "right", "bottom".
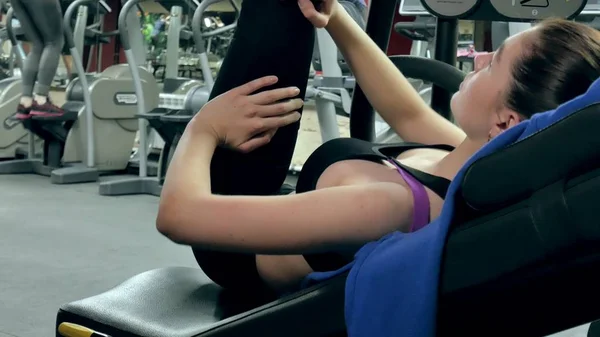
[{"left": 156, "top": 199, "right": 189, "bottom": 244}]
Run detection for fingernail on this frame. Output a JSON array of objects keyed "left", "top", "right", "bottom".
[{"left": 293, "top": 87, "right": 300, "bottom": 94}]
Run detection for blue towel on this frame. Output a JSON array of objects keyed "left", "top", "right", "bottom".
[{"left": 304, "top": 78, "right": 600, "bottom": 336}]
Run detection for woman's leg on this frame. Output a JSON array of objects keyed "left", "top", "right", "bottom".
[
  {"left": 192, "top": 0, "right": 315, "bottom": 295},
  {"left": 208, "top": 0, "right": 315, "bottom": 196},
  {"left": 9, "top": 0, "right": 43, "bottom": 119},
  {"left": 21, "top": 0, "right": 65, "bottom": 117}
]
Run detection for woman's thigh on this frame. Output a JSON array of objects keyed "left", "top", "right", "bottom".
[{"left": 257, "top": 159, "right": 408, "bottom": 291}]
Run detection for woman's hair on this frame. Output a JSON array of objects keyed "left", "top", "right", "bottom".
[{"left": 505, "top": 18, "right": 600, "bottom": 118}]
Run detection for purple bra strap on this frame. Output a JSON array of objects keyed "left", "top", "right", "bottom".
[{"left": 387, "top": 159, "right": 431, "bottom": 232}]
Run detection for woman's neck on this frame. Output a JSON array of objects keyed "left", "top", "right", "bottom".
[{"left": 434, "top": 137, "right": 486, "bottom": 181}]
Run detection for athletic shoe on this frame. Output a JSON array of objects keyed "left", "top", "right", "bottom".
[
  {"left": 15, "top": 104, "right": 32, "bottom": 120},
  {"left": 30, "top": 99, "right": 65, "bottom": 118}
]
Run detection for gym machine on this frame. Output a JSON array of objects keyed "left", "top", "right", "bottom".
[
  {"left": 126, "top": 4, "right": 202, "bottom": 176},
  {"left": 0, "top": 0, "right": 111, "bottom": 162},
  {"left": 98, "top": 0, "right": 238, "bottom": 196},
  {"left": 0, "top": 7, "right": 40, "bottom": 161},
  {"left": 492, "top": 0, "right": 600, "bottom": 49},
  {"left": 155, "top": 5, "right": 202, "bottom": 97}
]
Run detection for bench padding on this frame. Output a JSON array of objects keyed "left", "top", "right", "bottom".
[{"left": 57, "top": 267, "right": 347, "bottom": 337}]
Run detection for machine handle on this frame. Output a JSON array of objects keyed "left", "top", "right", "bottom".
[
  {"left": 63, "top": 0, "right": 101, "bottom": 50},
  {"left": 118, "top": 0, "right": 144, "bottom": 50},
  {"left": 203, "top": 0, "right": 239, "bottom": 37},
  {"left": 99, "top": 0, "right": 111, "bottom": 13},
  {"left": 397, "top": 29, "right": 428, "bottom": 41},
  {"left": 5, "top": 7, "right": 17, "bottom": 47},
  {"left": 393, "top": 22, "right": 437, "bottom": 31},
  {"left": 192, "top": 0, "right": 239, "bottom": 52},
  {"left": 394, "top": 22, "right": 436, "bottom": 41}
]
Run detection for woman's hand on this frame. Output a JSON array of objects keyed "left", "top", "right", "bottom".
[
  {"left": 297, "top": 0, "right": 337, "bottom": 28},
  {"left": 192, "top": 75, "right": 303, "bottom": 153}
]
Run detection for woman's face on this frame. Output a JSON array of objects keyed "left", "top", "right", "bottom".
[{"left": 451, "top": 31, "right": 532, "bottom": 141}]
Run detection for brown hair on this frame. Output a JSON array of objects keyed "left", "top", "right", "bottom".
[{"left": 505, "top": 18, "right": 600, "bottom": 118}]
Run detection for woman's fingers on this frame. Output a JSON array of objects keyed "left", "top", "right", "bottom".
[
  {"left": 238, "top": 129, "right": 278, "bottom": 153},
  {"left": 298, "top": 0, "right": 329, "bottom": 27},
  {"left": 257, "top": 98, "right": 304, "bottom": 117},
  {"left": 233, "top": 76, "right": 279, "bottom": 96},
  {"left": 250, "top": 86, "right": 301, "bottom": 105},
  {"left": 260, "top": 111, "right": 302, "bottom": 130}
]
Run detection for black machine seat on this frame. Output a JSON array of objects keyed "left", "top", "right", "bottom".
[
  {"left": 57, "top": 267, "right": 346, "bottom": 337},
  {"left": 138, "top": 109, "right": 194, "bottom": 185},
  {"left": 56, "top": 104, "right": 600, "bottom": 337},
  {"left": 137, "top": 108, "right": 180, "bottom": 153}
]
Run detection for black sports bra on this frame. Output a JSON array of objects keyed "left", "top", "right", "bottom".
[
  {"left": 296, "top": 137, "right": 455, "bottom": 272},
  {"left": 296, "top": 137, "right": 454, "bottom": 198}
]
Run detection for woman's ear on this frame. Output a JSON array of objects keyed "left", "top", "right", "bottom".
[{"left": 489, "top": 110, "right": 522, "bottom": 139}]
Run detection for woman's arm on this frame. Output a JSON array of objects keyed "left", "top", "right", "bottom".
[
  {"left": 157, "top": 122, "right": 413, "bottom": 255},
  {"left": 326, "top": 3, "right": 465, "bottom": 146}
]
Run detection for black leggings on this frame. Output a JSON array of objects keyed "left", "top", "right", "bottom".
[{"left": 192, "top": 0, "right": 315, "bottom": 294}]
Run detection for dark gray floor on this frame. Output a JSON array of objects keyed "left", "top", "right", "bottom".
[
  {"left": 0, "top": 174, "right": 591, "bottom": 337},
  {"left": 0, "top": 174, "right": 198, "bottom": 337}
]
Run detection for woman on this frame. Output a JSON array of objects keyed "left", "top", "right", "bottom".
[
  {"left": 12, "top": 0, "right": 65, "bottom": 119},
  {"left": 157, "top": 0, "right": 600, "bottom": 295}
]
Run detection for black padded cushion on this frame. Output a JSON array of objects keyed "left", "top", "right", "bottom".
[
  {"left": 57, "top": 267, "right": 347, "bottom": 337},
  {"left": 461, "top": 103, "right": 600, "bottom": 211}
]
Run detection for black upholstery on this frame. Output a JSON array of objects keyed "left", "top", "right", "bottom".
[
  {"left": 56, "top": 267, "right": 347, "bottom": 337},
  {"left": 56, "top": 103, "right": 600, "bottom": 337},
  {"left": 462, "top": 103, "right": 600, "bottom": 211}
]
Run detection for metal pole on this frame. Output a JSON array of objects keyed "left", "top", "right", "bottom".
[
  {"left": 64, "top": 0, "right": 97, "bottom": 168},
  {"left": 430, "top": 18, "right": 458, "bottom": 120},
  {"left": 348, "top": 0, "right": 397, "bottom": 141},
  {"left": 192, "top": 0, "right": 239, "bottom": 91},
  {"left": 119, "top": 0, "right": 148, "bottom": 177},
  {"left": 165, "top": 6, "right": 182, "bottom": 80}
]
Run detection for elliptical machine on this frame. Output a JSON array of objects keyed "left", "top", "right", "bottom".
[
  {"left": 0, "top": 0, "right": 160, "bottom": 183},
  {"left": 98, "top": 0, "right": 238, "bottom": 196},
  {"left": 0, "top": 7, "right": 42, "bottom": 160}
]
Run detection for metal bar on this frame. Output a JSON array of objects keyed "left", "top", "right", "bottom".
[
  {"left": 119, "top": 0, "right": 148, "bottom": 177},
  {"left": 349, "top": 0, "right": 397, "bottom": 141},
  {"left": 430, "top": 18, "right": 458, "bottom": 120},
  {"left": 63, "top": 0, "right": 98, "bottom": 168}
]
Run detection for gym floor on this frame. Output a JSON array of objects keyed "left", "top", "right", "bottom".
[{"left": 0, "top": 103, "right": 591, "bottom": 337}]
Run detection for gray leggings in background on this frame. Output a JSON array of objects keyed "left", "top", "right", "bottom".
[{"left": 9, "top": 0, "right": 64, "bottom": 97}]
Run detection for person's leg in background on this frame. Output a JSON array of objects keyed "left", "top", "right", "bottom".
[
  {"left": 192, "top": 0, "right": 315, "bottom": 295},
  {"left": 9, "top": 0, "right": 43, "bottom": 119},
  {"left": 22, "top": 0, "right": 65, "bottom": 117}
]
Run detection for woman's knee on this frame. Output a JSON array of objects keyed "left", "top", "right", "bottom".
[
  {"left": 28, "top": 42, "right": 43, "bottom": 55},
  {"left": 44, "top": 35, "right": 64, "bottom": 51},
  {"left": 256, "top": 255, "right": 313, "bottom": 292}
]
